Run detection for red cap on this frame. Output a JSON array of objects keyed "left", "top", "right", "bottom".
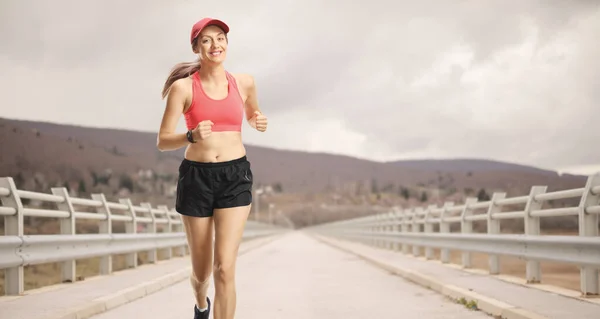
[{"left": 190, "top": 18, "right": 229, "bottom": 44}]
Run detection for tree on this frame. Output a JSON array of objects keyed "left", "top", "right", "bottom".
[
  {"left": 370, "top": 178, "right": 379, "bottom": 194},
  {"left": 399, "top": 187, "right": 410, "bottom": 200},
  {"left": 273, "top": 182, "right": 283, "bottom": 193},
  {"left": 78, "top": 179, "right": 86, "bottom": 194},
  {"left": 420, "top": 191, "right": 428, "bottom": 202},
  {"left": 382, "top": 183, "right": 394, "bottom": 193},
  {"left": 477, "top": 188, "right": 490, "bottom": 201},
  {"left": 119, "top": 174, "right": 134, "bottom": 192},
  {"left": 14, "top": 172, "right": 24, "bottom": 187}
]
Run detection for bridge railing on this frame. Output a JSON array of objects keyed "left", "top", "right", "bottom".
[
  {"left": 308, "top": 173, "right": 600, "bottom": 297},
  {"left": 0, "top": 176, "right": 286, "bottom": 296}
]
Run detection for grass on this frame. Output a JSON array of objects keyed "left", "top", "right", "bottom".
[{"left": 456, "top": 297, "right": 478, "bottom": 310}]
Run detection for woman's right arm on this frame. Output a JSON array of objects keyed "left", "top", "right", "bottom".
[{"left": 156, "top": 79, "right": 190, "bottom": 152}]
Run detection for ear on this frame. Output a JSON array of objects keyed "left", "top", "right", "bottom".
[{"left": 191, "top": 38, "right": 200, "bottom": 54}]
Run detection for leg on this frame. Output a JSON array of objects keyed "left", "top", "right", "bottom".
[
  {"left": 175, "top": 159, "right": 216, "bottom": 311},
  {"left": 212, "top": 204, "right": 251, "bottom": 319},
  {"left": 181, "top": 214, "right": 214, "bottom": 310}
]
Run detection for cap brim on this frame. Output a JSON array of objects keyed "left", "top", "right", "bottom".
[
  {"left": 206, "top": 19, "right": 229, "bottom": 33},
  {"left": 191, "top": 19, "right": 230, "bottom": 43}
]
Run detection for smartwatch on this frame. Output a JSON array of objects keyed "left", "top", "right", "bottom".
[{"left": 186, "top": 130, "right": 196, "bottom": 143}]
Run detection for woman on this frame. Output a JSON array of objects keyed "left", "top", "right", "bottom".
[{"left": 156, "top": 17, "right": 268, "bottom": 319}]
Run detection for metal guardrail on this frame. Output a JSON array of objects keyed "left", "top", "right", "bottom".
[
  {"left": 0, "top": 176, "right": 287, "bottom": 296},
  {"left": 308, "top": 173, "right": 600, "bottom": 296}
]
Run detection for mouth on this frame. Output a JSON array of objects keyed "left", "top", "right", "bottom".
[{"left": 209, "top": 50, "right": 223, "bottom": 57}]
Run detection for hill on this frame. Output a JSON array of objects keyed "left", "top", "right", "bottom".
[
  {"left": 0, "top": 116, "right": 587, "bottom": 194},
  {"left": 0, "top": 117, "right": 589, "bottom": 228}
]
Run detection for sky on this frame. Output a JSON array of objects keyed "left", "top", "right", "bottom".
[{"left": 1, "top": 0, "right": 599, "bottom": 175}]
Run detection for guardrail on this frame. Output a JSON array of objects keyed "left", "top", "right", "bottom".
[
  {"left": 308, "top": 173, "right": 600, "bottom": 296},
  {"left": 0, "top": 176, "right": 287, "bottom": 296}
]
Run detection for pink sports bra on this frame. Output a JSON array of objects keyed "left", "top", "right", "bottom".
[{"left": 184, "top": 71, "right": 244, "bottom": 132}]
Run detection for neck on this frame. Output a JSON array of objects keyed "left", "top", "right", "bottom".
[{"left": 198, "top": 63, "right": 226, "bottom": 83}]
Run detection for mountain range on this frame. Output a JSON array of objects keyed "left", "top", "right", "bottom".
[{"left": 0, "top": 116, "right": 588, "bottom": 200}]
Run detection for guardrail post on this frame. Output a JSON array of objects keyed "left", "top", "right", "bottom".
[
  {"left": 524, "top": 186, "right": 546, "bottom": 283},
  {"left": 374, "top": 214, "right": 380, "bottom": 247},
  {"left": 386, "top": 211, "right": 394, "bottom": 250},
  {"left": 141, "top": 202, "right": 157, "bottom": 263},
  {"left": 158, "top": 205, "right": 173, "bottom": 259},
  {"left": 119, "top": 198, "right": 138, "bottom": 268},
  {"left": 461, "top": 197, "right": 478, "bottom": 268},
  {"left": 412, "top": 207, "right": 422, "bottom": 257},
  {"left": 368, "top": 215, "right": 373, "bottom": 246},
  {"left": 51, "top": 187, "right": 76, "bottom": 283},
  {"left": 393, "top": 206, "right": 402, "bottom": 251},
  {"left": 487, "top": 192, "right": 506, "bottom": 275},
  {"left": 440, "top": 201, "right": 454, "bottom": 263},
  {"left": 92, "top": 193, "right": 113, "bottom": 275},
  {"left": 578, "top": 173, "right": 600, "bottom": 296},
  {"left": 424, "top": 205, "right": 436, "bottom": 260},
  {"left": 0, "top": 177, "right": 24, "bottom": 295},
  {"left": 375, "top": 214, "right": 381, "bottom": 247},
  {"left": 173, "top": 211, "right": 186, "bottom": 256},
  {"left": 360, "top": 217, "right": 368, "bottom": 245},
  {"left": 401, "top": 208, "right": 410, "bottom": 254}
]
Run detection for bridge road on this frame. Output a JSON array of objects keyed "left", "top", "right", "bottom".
[{"left": 91, "top": 231, "right": 490, "bottom": 319}]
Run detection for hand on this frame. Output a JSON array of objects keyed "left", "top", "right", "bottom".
[
  {"left": 193, "top": 120, "right": 214, "bottom": 140},
  {"left": 254, "top": 111, "right": 268, "bottom": 132}
]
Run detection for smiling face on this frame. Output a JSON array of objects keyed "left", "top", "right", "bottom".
[{"left": 193, "top": 25, "right": 228, "bottom": 65}]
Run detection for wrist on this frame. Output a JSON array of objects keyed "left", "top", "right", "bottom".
[{"left": 186, "top": 130, "right": 196, "bottom": 143}]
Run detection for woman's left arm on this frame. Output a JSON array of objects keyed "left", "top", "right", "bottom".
[{"left": 235, "top": 74, "right": 267, "bottom": 131}]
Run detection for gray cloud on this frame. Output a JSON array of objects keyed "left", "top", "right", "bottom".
[{"left": 1, "top": 0, "right": 599, "bottom": 174}]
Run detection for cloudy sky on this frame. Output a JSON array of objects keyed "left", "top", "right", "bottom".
[{"left": 1, "top": 0, "right": 599, "bottom": 175}]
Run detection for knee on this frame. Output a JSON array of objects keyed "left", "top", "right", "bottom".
[
  {"left": 213, "top": 260, "right": 235, "bottom": 284},
  {"left": 190, "top": 272, "right": 210, "bottom": 291}
]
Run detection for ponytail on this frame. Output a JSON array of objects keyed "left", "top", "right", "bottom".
[{"left": 161, "top": 59, "right": 201, "bottom": 99}]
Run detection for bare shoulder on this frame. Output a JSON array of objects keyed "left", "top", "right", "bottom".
[
  {"left": 232, "top": 73, "right": 256, "bottom": 90},
  {"left": 165, "top": 76, "right": 194, "bottom": 114},
  {"left": 169, "top": 77, "right": 193, "bottom": 96}
]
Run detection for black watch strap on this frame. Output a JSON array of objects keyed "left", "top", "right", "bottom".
[{"left": 186, "top": 130, "right": 196, "bottom": 143}]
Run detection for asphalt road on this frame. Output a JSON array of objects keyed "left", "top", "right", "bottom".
[{"left": 90, "top": 231, "right": 490, "bottom": 319}]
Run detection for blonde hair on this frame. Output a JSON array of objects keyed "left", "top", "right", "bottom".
[
  {"left": 161, "top": 27, "right": 229, "bottom": 99},
  {"left": 161, "top": 39, "right": 201, "bottom": 99}
]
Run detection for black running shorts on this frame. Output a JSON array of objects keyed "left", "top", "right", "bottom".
[{"left": 175, "top": 156, "right": 253, "bottom": 218}]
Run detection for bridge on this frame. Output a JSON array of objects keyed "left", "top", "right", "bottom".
[{"left": 1, "top": 174, "right": 600, "bottom": 319}]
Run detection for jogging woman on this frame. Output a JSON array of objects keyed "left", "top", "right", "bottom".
[{"left": 156, "top": 17, "right": 268, "bottom": 319}]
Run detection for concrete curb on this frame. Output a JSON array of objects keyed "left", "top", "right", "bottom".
[
  {"left": 313, "top": 234, "right": 550, "bottom": 319},
  {"left": 445, "top": 263, "right": 600, "bottom": 307},
  {"left": 45, "top": 234, "right": 283, "bottom": 319}
]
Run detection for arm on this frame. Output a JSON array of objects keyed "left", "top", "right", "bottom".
[
  {"left": 156, "top": 79, "right": 191, "bottom": 151},
  {"left": 237, "top": 74, "right": 263, "bottom": 129}
]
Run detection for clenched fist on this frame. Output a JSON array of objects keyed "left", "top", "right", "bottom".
[
  {"left": 193, "top": 120, "right": 214, "bottom": 140},
  {"left": 254, "top": 111, "right": 268, "bottom": 132}
]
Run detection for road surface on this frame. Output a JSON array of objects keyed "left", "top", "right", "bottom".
[{"left": 91, "top": 231, "right": 490, "bottom": 318}]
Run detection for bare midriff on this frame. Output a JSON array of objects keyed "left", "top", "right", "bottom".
[{"left": 183, "top": 131, "right": 246, "bottom": 163}]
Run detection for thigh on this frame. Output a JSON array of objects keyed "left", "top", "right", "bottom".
[
  {"left": 181, "top": 215, "right": 214, "bottom": 274},
  {"left": 176, "top": 160, "right": 215, "bottom": 218},
  {"left": 213, "top": 204, "right": 251, "bottom": 268},
  {"left": 213, "top": 159, "right": 253, "bottom": 210}
]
